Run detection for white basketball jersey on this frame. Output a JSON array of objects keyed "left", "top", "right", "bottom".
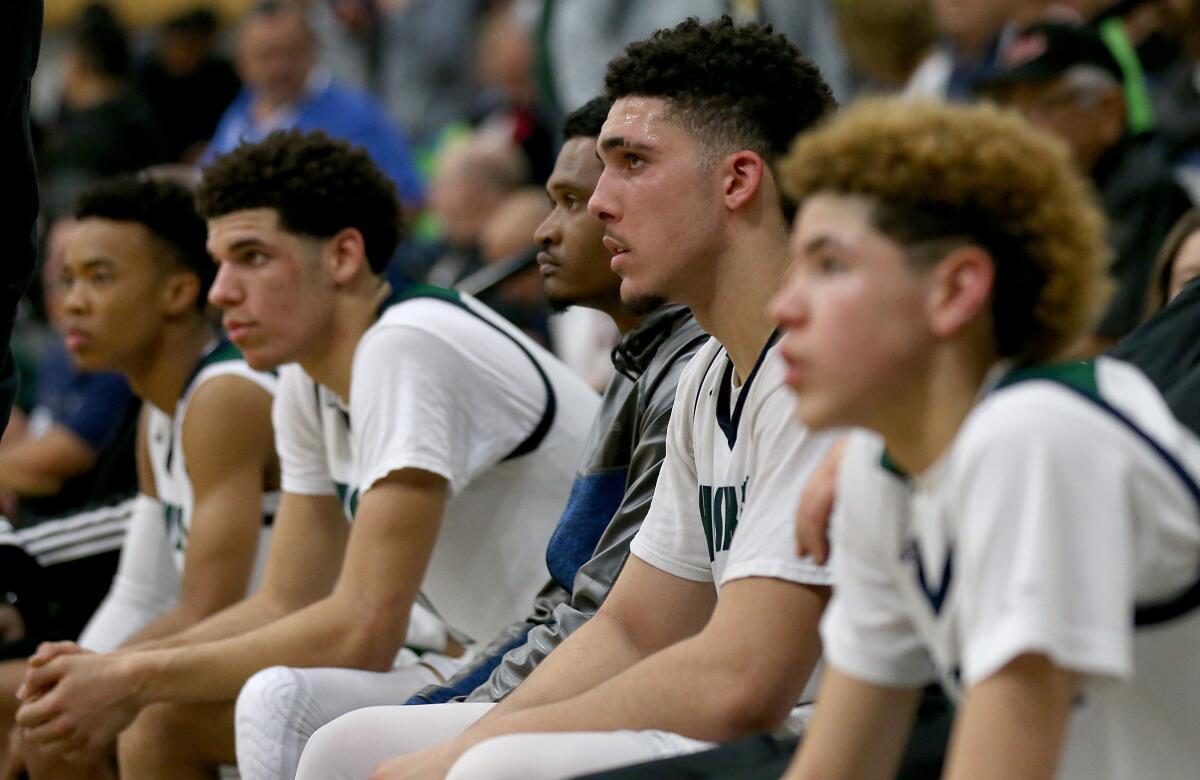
[{"left": 822, "top": 358, "right": 1200, "bottom": 780}]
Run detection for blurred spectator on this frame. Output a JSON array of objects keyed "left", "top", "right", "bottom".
[
  {"left": 312, "top": 0, "right": 482, "bottom": 145},
  {"left": 907, "top": 0, "right": 1057, "bottom": 99},
  {"left": 134, "top": 8, "right": 241, "bottom": 164},
  {"left": 38, "top": 3, "right": 168, "bottom": 219},
  {"left": 475, "top": 0, "right": 559, "bottom": 184},
  {"left": 978, "top": 20, "right": 1193, "bottom": 342},
  {"left": 836, "top": 0, "right": 939, "bottom": 91},
  {"left": 541, "top": 1, "right": 855, "bottom": 111},
  {"left": 477, "top": 187, "right": 553, "bottom": 346},
  {"left": 0, "top": 219, "right": 138, "bottom": 523},
  {"left": 1146, "top": 207, "right": 1200, "bottom": 314},
  {"left": 423, "top": 132, "right": 528, "bottom": 286},
  {"left": 202, "top": 0, "right": 424, "bottom": 206}
]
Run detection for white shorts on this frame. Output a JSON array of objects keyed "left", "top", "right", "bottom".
[
  {"left": 234, "top": 649, "right": 467, "bottom": 780},
  {"left": 295, "top": 701, "right": 715, "bottom": 780}
]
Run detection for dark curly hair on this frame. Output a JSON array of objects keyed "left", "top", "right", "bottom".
[
  {"left": 75, "top": 173, "right": 214, "bottom": 309},
  {"left": 562, "top": 97, "right": 613, "bottom": 141},
  {"left": 196, "top": 130, "right": 401, "bottom": 273},
  {"left": 603, "top": 16, "right": 835, "bottom": 166}
]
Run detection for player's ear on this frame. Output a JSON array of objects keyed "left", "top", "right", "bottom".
[
  {"left": 163, "top": 271, "right": 202, "bottom": 317},
  {"left": 722, "top": 151, "right": 767, "bottom": 212},
  {"left": 327, "top": 227, "right": 369, "bottom": 285},
  {"left": 925, "top": 245, "right": 994, "bottom": 340}
]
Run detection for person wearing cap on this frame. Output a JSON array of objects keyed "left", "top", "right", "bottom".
[{"left": 977, "top": 19, "right": 1192, "bottom": 346}]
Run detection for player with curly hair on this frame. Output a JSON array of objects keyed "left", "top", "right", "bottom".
[
  {"left": 298, "top": 16, "right": 843, "bottom": 780},
  {"left": 13, "top": 131, "right": 599, "bottom": 779},
  {"left": 775, "top": 100, "right": 1200, "bottom": 779}
]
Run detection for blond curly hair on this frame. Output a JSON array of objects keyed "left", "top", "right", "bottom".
[{"left": 778, "top": 99, "right": 1112, "bottom": 362}]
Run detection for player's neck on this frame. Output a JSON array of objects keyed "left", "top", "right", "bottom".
[
  {"left": 127, "top": 317, "right": 217, "bottom": 413},
  {"left": 689, "top": 229, "right": 789, "bottom": 382},
  {"left": 299, "top": 278, "right": 390, "bottom": 401},
  {"left": 876, "top": 341, "right": 998, "bottom": 476}
]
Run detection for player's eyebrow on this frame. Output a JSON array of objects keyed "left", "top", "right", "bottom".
[{"left": 599, "top": 136, "right": 653, "bottom": 153}]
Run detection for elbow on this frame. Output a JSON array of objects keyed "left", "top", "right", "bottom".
[
  {"left": 340, "top": 607, "right": 408, "bottom": 672},
  {"left": 715, "top": 681, "right": 798, "bottom": 739}
]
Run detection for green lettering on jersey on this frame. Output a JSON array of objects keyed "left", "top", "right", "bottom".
[
  {"left": 163, "top": 502, "right": 187, "bottom": 552},
  {"left": 698, "top": 484, "right": 741, "bottom": 562}
]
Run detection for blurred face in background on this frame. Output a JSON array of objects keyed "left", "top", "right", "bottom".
[
  {"left": 237, "top": 9, "right": 316, "bottom": 108},
  {"left": 997, "top": 70, "right": 1125, "bottom": 172},
  {"left": 1167, "top": 230, "right": 1200, "bottom": 302},
  {"left": 932, "top": 0, "right": 1022, "bottom": 55}
]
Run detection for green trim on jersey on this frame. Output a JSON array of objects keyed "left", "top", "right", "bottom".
[
  {"left": 198, "top": 339, "right": 244, "bottom": 369},
  {"left": 995, "top": 360, "right": 1098, "bottom": 397}
]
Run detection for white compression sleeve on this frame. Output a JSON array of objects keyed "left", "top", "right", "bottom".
[{"left": 77, "top": 494, "right": 180, "bottom": 652}]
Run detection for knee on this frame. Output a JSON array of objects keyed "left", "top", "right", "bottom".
[{"left": 236, "top": 666, "right": 305, "bottom": 731}]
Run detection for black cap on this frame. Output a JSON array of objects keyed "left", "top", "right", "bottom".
[{"left": 975, "top": 22, "right": 1124, "bottom": 91}]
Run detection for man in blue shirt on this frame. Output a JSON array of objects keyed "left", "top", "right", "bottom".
[{"left": 202, "top": 0, "right": 424, "bottom": 207}]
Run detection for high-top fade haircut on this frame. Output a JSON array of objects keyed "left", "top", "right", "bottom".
[
  {"left": 603, "top": 15, "right": 836, "bottom": 171},
  {"left": 780, "top": 99, "right": 1111, "bottom": 362},
  {"left": 562, "top": 96, "right": 613, "bottom": 142},
  {"left": 75, "top": 173, "right": 215, "bottom": 309},
  {"left": 196, "top": 130, "right": 401, "bottom": 274}
]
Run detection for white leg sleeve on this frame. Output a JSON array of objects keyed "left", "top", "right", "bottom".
[
  {"left": 294, "top": 702, "right": 494, "bottom": 780},
  {"left": 236, "top": 660, "right": 473, "bottom": 780},
  {"left": 76, "top": 494, "right": 179, "bottom": 652},
  {"left": 446, "top": 730, "right": 717, "bottom": 780}
]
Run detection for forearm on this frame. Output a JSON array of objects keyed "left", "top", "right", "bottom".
[
  {"left": 0, "top": 466, "right": 58, "bottom": 496},
  {"left": 481, "top": 610, "right": 646, "bottom": 720},
  {"left": 123, "top": 591, "right": 404, "bottom": 704},
  {"left": 121, "top": 590, "right": 289, "bottom": 652},
  {"left": 474, "top": 628, "right": 790, "bottom": 746},
  {"left": 116, "top": 606, "right": 199, "bottom": 649}
]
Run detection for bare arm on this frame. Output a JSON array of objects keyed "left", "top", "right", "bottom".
[
  {"left": 484, "top": 555, "right": 718, "bottom": 719},
  {"left": 120, "top": 377, "right": 274, "bottom": 645},
  {"left": 784, "top": 665, "right": 922, "bottom": 780},
  {"left": 15, "top": 471, "right": 446, "bottom": 748},
  {"left": 943, "top": 654, "right": 1078, "bottom": 780},
  {"left": 0, "top": 425, "right": 95, "bottom": 495},
  {"left": 471, "top": 571, "right": 826, "bottom": 744},
  {"left": 125, "top": 490, "right": 346, "bottom": 651}
]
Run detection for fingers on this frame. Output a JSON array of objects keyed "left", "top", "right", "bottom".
[
  {"left": 16, "top": 656, "right": 66, "bottom": 702},
  {"left": 28, "top": 641, "right": 83, "bottom": 668},
  {"left": 795, "top": 436, "right": 849, "bottom": 565},
  {"left": 14, "top": 689, "right": 59, "bottom": 730}
]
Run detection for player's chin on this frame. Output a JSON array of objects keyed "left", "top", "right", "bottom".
[{"left": 793, "top": 393, "right": 843, "bottom": 431}]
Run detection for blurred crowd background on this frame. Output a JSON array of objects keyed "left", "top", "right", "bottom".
[{"left": 5, "top": 0, "right": 1200, "bottom": 522}]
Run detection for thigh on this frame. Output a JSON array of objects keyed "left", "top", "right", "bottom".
[
  {"left": 446, "top": 730, "right": 715, "bottom": 780},
  {"left": 572, "top": 734, "right": 799, "bottom": 780},
  {"left": 296, "top": 702, "right": 493, "bottom": 780}
]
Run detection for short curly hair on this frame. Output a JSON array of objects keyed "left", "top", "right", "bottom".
[
  {"left": 75, "top": 173, "right": 214, "bottom": 309},
  {"left": 779, "top": 99, "right": 1111, "bottom": 362},
  {"left": 196, "top": 130, "right": 401, "bottom": 273},
  {"left": 562, "top": 96, "right": 613, "bottom": 141},
  {"left": 603, "top": 16, "right": 835, "bottom": 166}
]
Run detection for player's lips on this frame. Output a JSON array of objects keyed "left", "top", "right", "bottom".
[
  {"left": 222, "top": 318, "right": 255, "bottom": 342},
  {"left": 64, "top": 327, "right": 93, "bottom": 352},
  {"left": 603, "top": 235, "right": 630, "bottom": 272},
  {"left": 780, "top": 347, "right": 810, "bottom": 388},
  {"left": 536, "top": 250, "right": 561, "bottom": 276}
]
